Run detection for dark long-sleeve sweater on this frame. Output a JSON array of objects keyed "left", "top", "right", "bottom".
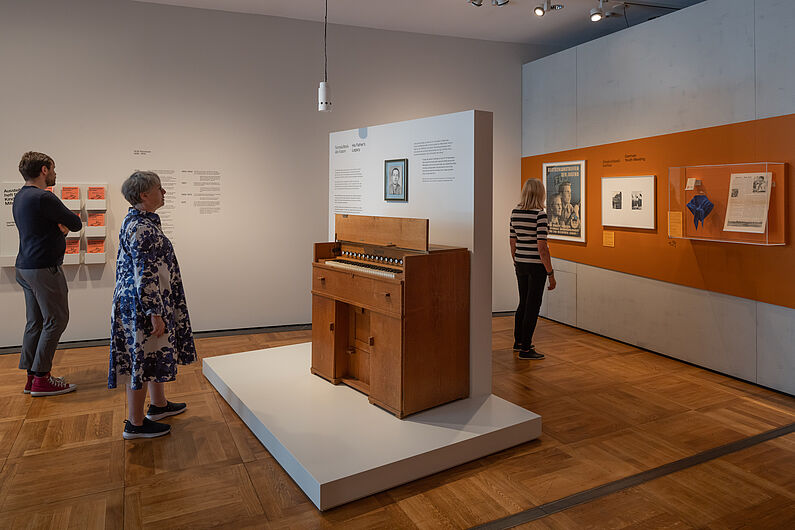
[{"left": 13, "top": 185, "right": 83, "bottom": 268}]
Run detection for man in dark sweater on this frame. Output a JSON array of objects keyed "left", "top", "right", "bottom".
[{"left": 14, "top": 152, "right": 83, "bottom": 396}]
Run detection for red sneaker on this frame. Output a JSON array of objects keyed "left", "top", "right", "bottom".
[
  {"left": 23, "top": 374, "right": 34, "bottom": 394},
  {"left": 30, "top": 373, "right": 77, "bottom": 397}
]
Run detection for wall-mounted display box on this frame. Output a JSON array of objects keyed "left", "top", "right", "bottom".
[
  {"left": 60, "top": 185, "right": 82, "bottom": 211},
  {"left": 85, "top": 211, "right": 106, "bottom": 237},
  {"left": 84, "top": 237, "right": 106, "bottom": 264},
  {"left": 668, "top": 162, "right": 786, "bottom": 245},
  {"left": 63, "top": 238, "right": 82, "bottom": 265},
  {"left": 86, "top": 185, "right": 107, "bottom": 210}
]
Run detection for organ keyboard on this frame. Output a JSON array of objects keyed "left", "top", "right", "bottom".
[{"left": 311, "top": 214, "right": 470, "bottom": 418}]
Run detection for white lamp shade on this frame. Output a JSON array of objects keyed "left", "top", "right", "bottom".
[{"left": 318, "top": 81, "right": 332, "bottom": 112}]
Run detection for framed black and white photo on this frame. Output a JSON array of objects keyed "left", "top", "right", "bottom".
[
  {"left": 601, "top": 175, "right": 656, "bottom": 229},
  {"left": 544, "top": 160, "right": 586, "bottom": 242},
  {"left": 384, "top": 159, "right": 408, "bottom": 202}
]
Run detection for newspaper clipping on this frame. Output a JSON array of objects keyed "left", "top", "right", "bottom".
[{"left": 723, "top": 172, "right": 771, "bottom": 234}]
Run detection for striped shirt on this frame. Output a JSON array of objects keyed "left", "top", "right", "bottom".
[{"left": 510, "top": 208, "right": 548, "bottom": 264}]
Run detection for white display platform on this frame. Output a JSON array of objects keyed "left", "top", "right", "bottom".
[{"left": 204, "top": 343, "right": 541, "bottom": 511}]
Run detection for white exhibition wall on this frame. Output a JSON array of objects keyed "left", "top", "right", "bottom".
[
  {"left": 328, "top": 112, "right": 476, "bottom": 247},
  {"left": 328, "top": 110, "right": 493, "bottom": 396},
  {"left": 524, "top": 0, "right": 795, "bottom": 394},
  {"left": 0, "top": 0, "right": 549, "bottom": 347}
]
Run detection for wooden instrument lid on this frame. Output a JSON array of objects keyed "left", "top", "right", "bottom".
[{"left": 335, "top": 214, "right": 429, "bottom": 252}]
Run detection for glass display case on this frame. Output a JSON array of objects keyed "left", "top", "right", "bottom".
[{"left": 668, "top": 162, "right": 786, "bottom": 245}]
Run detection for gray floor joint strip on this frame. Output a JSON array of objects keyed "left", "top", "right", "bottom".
[{"left": 473, "top": 422, "right": 795, "bottom": 530}]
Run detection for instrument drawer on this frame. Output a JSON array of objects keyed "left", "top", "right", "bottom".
[{"left": 313, "top": 264, "right": 402, "bottom": 315}]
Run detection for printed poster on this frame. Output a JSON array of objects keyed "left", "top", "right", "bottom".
[{"left": 544, "top": 160, "right": 586, "bottom": 242}]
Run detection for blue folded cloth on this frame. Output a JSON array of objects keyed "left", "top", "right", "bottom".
[{"left": 686, "top": 194, "right": 714, "bottom": 228}]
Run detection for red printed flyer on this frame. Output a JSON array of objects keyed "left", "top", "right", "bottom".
[
  {"left": 61, "top": 186, "right": 79, "bottom": 200},
  {"left": 65, "top": 239, "right": 80, "bottom": 254},
  {"left": 86, "top": 238, "right": 105, "bottom": 254},
  {"left": 88, "top": 212, "right": 105, "bottom": 227},
  {"left": 87, "top": 186, "right": 105, "bottom": 200}
]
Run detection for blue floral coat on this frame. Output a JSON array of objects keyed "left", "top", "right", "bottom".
[{"left": 109, "top": 208, "right": 197, "bottom": 389}]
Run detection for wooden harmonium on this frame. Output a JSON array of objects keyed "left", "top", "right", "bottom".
[{"left": 311, "top": 214, "right": 470, "bottom": 418}]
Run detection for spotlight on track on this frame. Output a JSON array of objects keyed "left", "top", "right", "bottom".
[
  {"left": 590, "top": 0, "right": 605, "bottom": 21},
  {"left": 534, "top": 1, "right": 564, "bottom": 17},
  {"left": 469, "top": 0, "right": 484, "bottom": 6}
]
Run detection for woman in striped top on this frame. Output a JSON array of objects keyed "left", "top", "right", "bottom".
[{"left": 510, "top": 179, "right": 556, "bottom": 360}]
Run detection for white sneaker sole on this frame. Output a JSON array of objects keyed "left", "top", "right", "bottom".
[
  {"left": 30, "top": 384, "right": 77, "bottom": 397},
  {"left": 146, "top": 407, "right": 187, "bottom": 421},
  {"left": 122, "top": 428, "right": 171, "bottom": 440}
]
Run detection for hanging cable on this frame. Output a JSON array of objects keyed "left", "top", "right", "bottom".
[
  {"left": 324, "top": 0, "right": 328, "bottom": 83},
  {"left": 318, "top": 0, "right": 332, "bottom": 111}
]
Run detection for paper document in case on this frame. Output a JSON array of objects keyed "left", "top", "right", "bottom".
[{"left": 723, "top": 172, "right": 772, "bottom": 234}]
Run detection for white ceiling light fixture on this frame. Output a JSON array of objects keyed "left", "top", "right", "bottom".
[
  {"left": 318, "top": 0, "right": 331, "bottom": 112},
  {"left": 533, "top": 1, "right": 564, "bottom": 17},
  {"left": 469, "top": 0, "right": 510, "bottom": 7},
  {"left": 590, "top": 0, "right": 605, "bottom": 22}
]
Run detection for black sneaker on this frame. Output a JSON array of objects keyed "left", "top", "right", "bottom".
[
  {"left": 518, "top": 348, "right": 545, "bottom": 360},
  {"left": 123, "top": 418, "right": 171, "bottom": 440},
  {"left": 146, "top": 401, "right": 187, "bottom": 421},
  {"left": 513, "top": 343, "right": 535, "bottom": 352}
]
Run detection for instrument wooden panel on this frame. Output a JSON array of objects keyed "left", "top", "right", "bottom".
[
  {"left": 335, "top": 214, "right": 429, "bottom": 252},
  {"left": 312, "top": 264, "right": 402, "bottom": 317}
]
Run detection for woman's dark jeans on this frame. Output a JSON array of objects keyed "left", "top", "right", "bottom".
[{"left": 514, "top": 262, "right": 547, "bottom": 350}]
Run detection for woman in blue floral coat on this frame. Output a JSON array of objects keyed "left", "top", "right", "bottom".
[{"left": 109, "top": 171, "right": 197, "bottom": 439}]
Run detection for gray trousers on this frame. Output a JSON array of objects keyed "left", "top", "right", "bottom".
[{"left": 15, "top": 266, "right": 70, "bottom": 373}]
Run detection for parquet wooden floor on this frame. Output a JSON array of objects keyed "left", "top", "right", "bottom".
[{"left": 0, "top": 317, "right": 792, "bottom": 529}]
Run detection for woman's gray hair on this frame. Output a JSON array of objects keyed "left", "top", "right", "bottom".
[{"left": 121, "top": 171, "right": 161, "bottom": 206}]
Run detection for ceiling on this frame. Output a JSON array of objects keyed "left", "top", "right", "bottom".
[{"left": 134, "top": 0, "right": 706, "bottom": 49}]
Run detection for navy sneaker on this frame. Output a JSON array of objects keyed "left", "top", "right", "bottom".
[
  {"left": 513, "top": 343, "right": 535, "bottom": 352},
  {"left": 146, "top": 401, "right": 187, "bottom": 421},
  {"left": 123, "top": 418, "right": 171, "bottom": 440},
  {"left": 518, "top": 348, "right": 545, "bottom": 360}
]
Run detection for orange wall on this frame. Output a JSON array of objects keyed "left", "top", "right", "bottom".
[{"left": 521, "top": 113, "right": 794, "bottom": 309}]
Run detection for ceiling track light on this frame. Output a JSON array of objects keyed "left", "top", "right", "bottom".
[
  {"left": 469, "top": 0, "right": 510, "bottom": 6},
  {"left": 534, "top": 1, "right": 564, "bottom": 17},
  {"left": 589, "top": 1, "right": 680, "bottom": 23},
  {"left": 590, "top": 0, "right": 605, "bottom": 22}
]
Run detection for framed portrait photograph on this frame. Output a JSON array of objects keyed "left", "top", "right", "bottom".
[
  {"left": 384, "top": 159, "right": 408, "bottom": 202},
  {"left": 544, "top": 160, "right": 586, "bottom": 243},
  {"left": 601, "top": 175, "right": 656, "bottom": 230}
]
